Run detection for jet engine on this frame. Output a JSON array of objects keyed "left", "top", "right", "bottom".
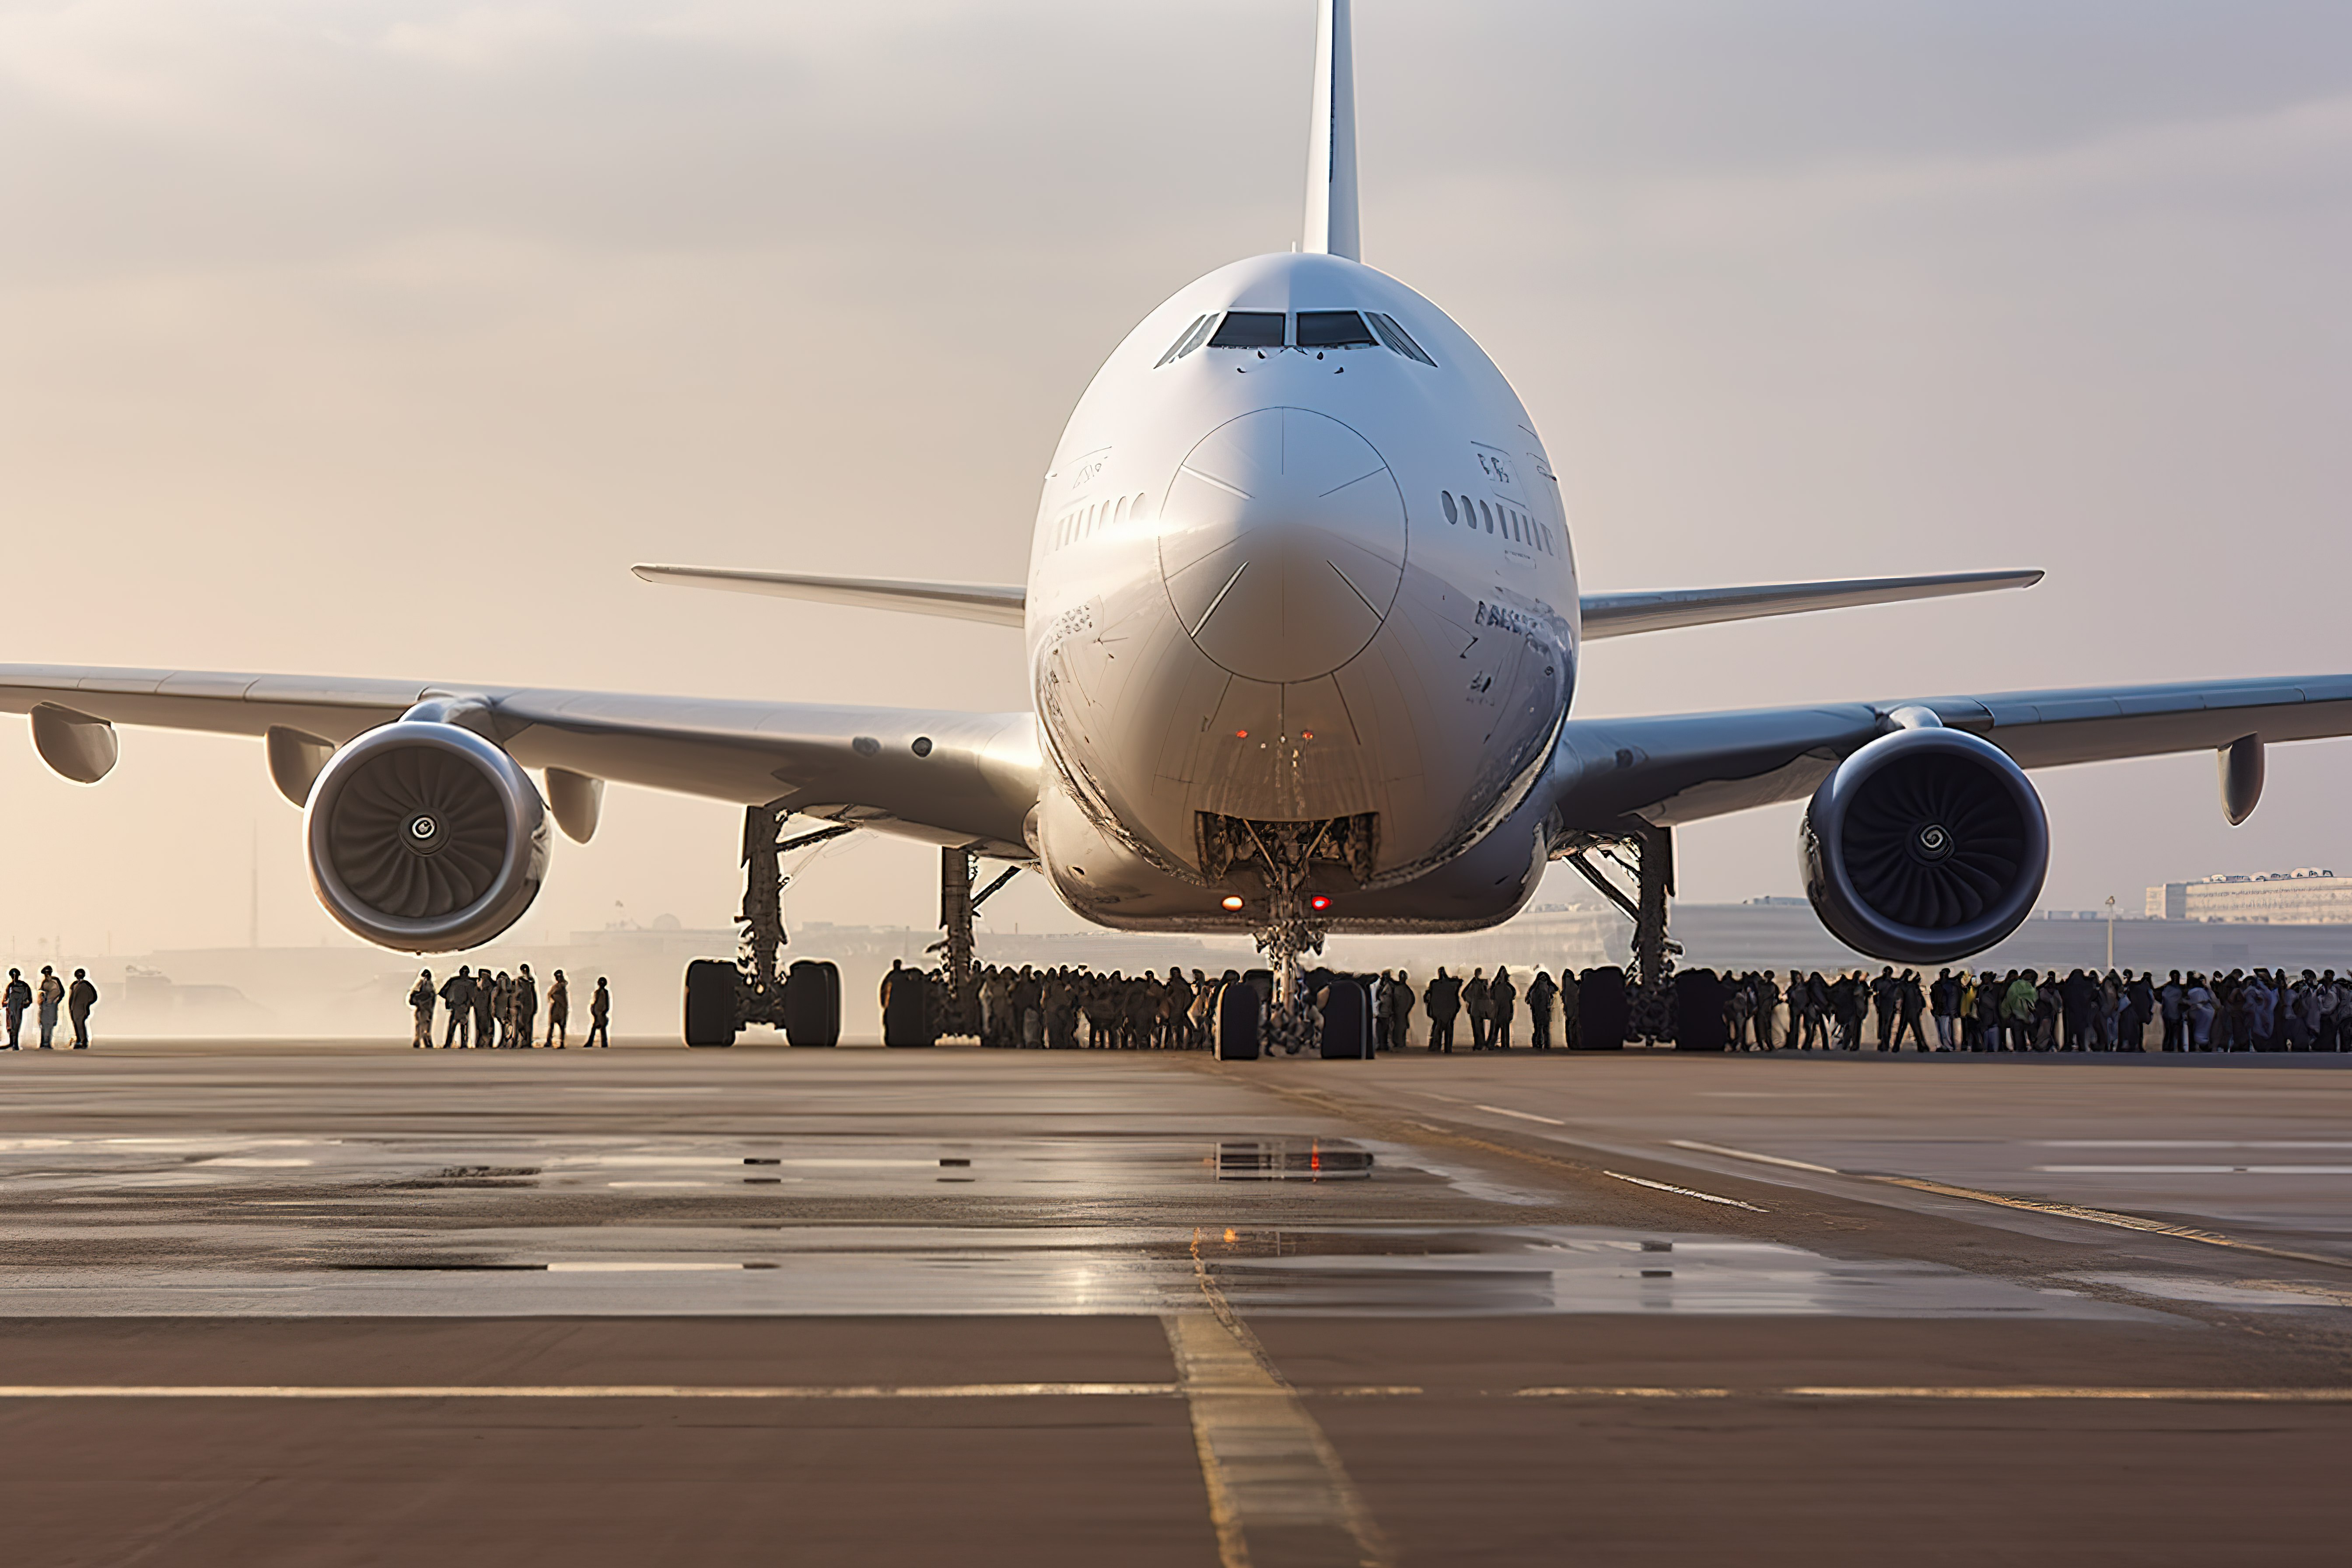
[
  {"left": 304, "top": 719, "right": 549, "bottom": 952},
  {"left": 1800, "top": 721, "right": 2048, "bottom": 965}
]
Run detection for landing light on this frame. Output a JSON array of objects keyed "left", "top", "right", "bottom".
[
  {"left": 1309, "top": 895, "right": 1332, "bottom": 912},
  {"left": 1221, "top": 895, "right": 1246, "bottom": 911}
]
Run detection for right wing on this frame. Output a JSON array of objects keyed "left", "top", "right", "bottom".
[
  {"left": 0, "top": 665, "right": 1039, "bottom": 857},
  {"left": 1549, "top": 672, "right": 2352, "bottom": 833},
  {"left": 634, "top": 565, "right": 1026, "bottom": 627},
  {"left": 1580, "top": 569, "right": 2042, "bottom": 639}
]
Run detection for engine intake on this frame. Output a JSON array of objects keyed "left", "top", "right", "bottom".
[
  {"left": 304, "top": 721, "right": 548, "bottom": 952},
  {"left": 1801, "top": 725, "right": 2048, "bottom": 965}
]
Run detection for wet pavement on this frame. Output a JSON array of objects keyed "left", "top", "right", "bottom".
[{"left": 0, "top": 1041, "right": 2347, "bottom": 1564}]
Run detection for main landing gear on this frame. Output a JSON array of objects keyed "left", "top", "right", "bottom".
[
  {"left": 681, "top": 802, "right": 855, "bottom": 1047},
  {"left": 1564, "top": 824, "right": 1677, "bottom": 1045}
]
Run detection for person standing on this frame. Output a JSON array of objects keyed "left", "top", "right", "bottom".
[
  {"left": 1754, "top": 971, "right": 1781, "bottom": 1051},
  {"left": 1869, "top": 967, "right": 1900, "bottom": 1052},
  {"left": 1463, "top": 968, "right": 1492, "bottom": 1051},
  {"left": 1489, "top": 967, "right": 1518, "bottom": 1051},
  {"left": 512, "top": 965, "right": 539, "bottom": 1050},
  {"left": 586, "top": 976, "right": 612, "bottom": 1048},
  {"left": 1528, "top": 968, "right": 1558, "bottom": 1051},
  {"left": 2, "top": 969, "right": 28, "bottom": 1049},
  {"left": 473, "top": 967, "right": 497, "bottom": 1048},
  {"left": 545, "top": 970, "right": 570, "bottom": 1048},
  {"left": 439, "top": 966, "right": 474, "bottom": 1048},
  {"left": 1894, "top": 970, "right": 1928, "bottom": 1051},
  {"left": 492, "top": 970, "right": 514, "bottom": 1047},
  {"left": 35, "top": 966, "right": 63, "bottom": 1049},
  {"left": 66, "top": 969, "right": 98, "bottom": 1049},
  {"left": 1424, "top": 968, "right": 1460, "bottom": 1054},
  {"left": 408, "top": 970, "right": 436, "bottom": 1050},
  {"left": 1391, "top": 970, "right": 1417, "bottom": 1051}
]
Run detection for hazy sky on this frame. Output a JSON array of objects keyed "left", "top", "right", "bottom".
[{"left": 2, "top": 0, "right": 2347, "bottom": 955}]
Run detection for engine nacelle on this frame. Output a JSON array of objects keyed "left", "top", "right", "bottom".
[
  {"left": 304, "top": 721, "right": 549, "bottom": 952},
  {"left": 1800, "top": 724, "right": 2048, "bottom": 965}
]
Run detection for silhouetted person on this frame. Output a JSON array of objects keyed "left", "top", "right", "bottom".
[
  {"left": 1424, "top": 968, "right": 1461, "bottom": 1054},
  {"left": 1464, "top": 968, "right": 1491, "bottom": 1050},
  {"left": 2, "top": 969, "right": 28, "bottom": 1048},
  {"left": 35, "top": 966, "right": 63, "bottom": 1048},
  {"left": 66, "top": 968, "right": 97, "bottom": 1049},
  {"left": 439, "top": 966, "right": 473, "bottom": 1048},
  {"left": 586, "top": 977, "right": 611, "bottom": 1048},
  {"left": 512, "top": 964, "right": 538, "bottom": 1049},
  {"left": 473, "top": 967, "right": 496, "bottom": 1046},
  {"left": 545, "top": 970, "right": 569, "bottom": 1048},
  {"left": 1528, "top": 969, "right": 1558, "bottom": 1050},
  {"left": 1490, "top": 967, "right": 1518, "bottom": 1051},
  {"left": 408, "top": 970, "right": 436, "bottom": 1050}
]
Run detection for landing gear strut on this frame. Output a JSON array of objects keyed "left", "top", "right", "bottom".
[
  {"left": 682, "top": 802, "right": 856, "bottom": 1044},
  {"left": 928, "top": 848, "right": 1022, "bottom": 1040},
  {"left": 1565, "top": 824, "right": 1678, "bottom": 1043}
]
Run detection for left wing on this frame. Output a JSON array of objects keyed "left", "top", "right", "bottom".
[
  {"left": 1547, "top": 672, "right": 2352, "bottom": 832},
  {"left": 633, "top": 565, "right": 1026, "bottom": 627},
  {"left": 0, "top": 665, "right": 1039, "bottom": 857}
]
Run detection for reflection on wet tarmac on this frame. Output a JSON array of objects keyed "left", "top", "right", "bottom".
[{"left": 0, "top": 1129, "right": 2149, "bottom": 1321}]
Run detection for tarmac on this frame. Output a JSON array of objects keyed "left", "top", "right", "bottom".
[{"left": 0, "top": 1039, "right": 2348, "bottom": 1564}]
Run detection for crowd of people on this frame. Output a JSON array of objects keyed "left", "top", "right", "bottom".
[
  {"left": 1714, "top": 965, "right": 2352, "bottom": 1053},
  {"left": 0, "top": 965, "right": 99, "bottom": 1050},
  {"left": 406, "top": 965, "right": 612, "bottom": 1049},
  {"left": 963, "top": 960, "right": 2352, "bottom": 1054}
]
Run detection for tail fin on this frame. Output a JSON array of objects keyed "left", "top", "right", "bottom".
[{"left": 1303, "top": 0, "right": 1360, "bottom": 260}]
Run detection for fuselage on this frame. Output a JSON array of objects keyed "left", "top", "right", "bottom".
[{"left": 1026, "top": 252, "right": 1579, "bottom": 934}]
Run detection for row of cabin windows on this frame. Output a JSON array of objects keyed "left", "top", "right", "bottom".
[
  {"left": 1156, "top": 309, "right": 1435, "bottom": 368},
  {"left": 1442, "top": 490, "right": 1555, "bottom": 555},
  {"left": 1053, "top": 492, "right": 1149, "bottom": 550}
]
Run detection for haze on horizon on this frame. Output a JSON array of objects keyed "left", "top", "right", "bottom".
[{"left": 1, "top": 0, "right": 2346, "bottom": 959}]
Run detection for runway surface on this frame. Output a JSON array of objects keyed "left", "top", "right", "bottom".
[{"left": 0, "top": 1040, "right": 2347, "bottom": 1564}]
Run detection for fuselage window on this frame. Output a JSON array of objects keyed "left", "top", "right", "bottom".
[
  {"left": 1441, "top": 491, "right": 1458, "bottom": 525},
  {"left": 1208, "top": 311, "right": 1285, "bottom": 349},
  {"left": 1296, "top": 310, "right": 1377, "bottom": 348},
  {"left": 1131, "top": 493, "right": 1149, "bottom": 523},
  {"left": 1156, "top": 315, "right": 1210, "bottom": 368},
  {"left": 1114, "top": 495, "right": 1130, "bottom": 527},
  {"left": 1478, "top": 499, "right": 1492, "bottom": 532},
  {"left": 1365, "top": 312, "right": 1437, "bottom": 366}
]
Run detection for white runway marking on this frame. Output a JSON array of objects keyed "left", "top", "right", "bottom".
[
  {"left": 2038, "top": 1165, "right": 2352, "bottom": 1176},
  {"left": 1668, "top": 1139, "right": 1841, "bottom": 1175},
  {"left": 0, "top": 1383, "right": 1183, "bottom": 1400},
  {"left": 1514, "top": 1385, "right": 2352, "bottom": 1403},
  {"left": 1475, "top": 1104, "right": 1564, "bottom": 1126},
  {"left": 1603, "top": 1171, "right": 1768, "bottom": 1212}
]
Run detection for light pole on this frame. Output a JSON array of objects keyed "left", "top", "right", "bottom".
[{"left": 2105, "top": 895, "right": 2117, "bottom": 970}]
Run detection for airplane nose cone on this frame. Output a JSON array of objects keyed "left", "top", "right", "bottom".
[{"left": 1158, "top": 407, "right": 1406, "bottom": 685}]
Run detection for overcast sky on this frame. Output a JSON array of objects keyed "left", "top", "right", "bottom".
[{"left": 1, "top": 0, "right": 2347, "bottom": 955}]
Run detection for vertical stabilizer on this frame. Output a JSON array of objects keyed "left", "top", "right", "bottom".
[{"left": 1303, "top": 0, "right": 1360, "bottom": 261}]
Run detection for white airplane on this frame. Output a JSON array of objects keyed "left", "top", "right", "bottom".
[{"left": 5, "top": 1, "right": 2345, "bottom": 1042}]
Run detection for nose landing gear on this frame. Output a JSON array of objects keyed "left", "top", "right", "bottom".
[{"left": 1201, "top": 812, "right": 1373, "bottom": 1054}]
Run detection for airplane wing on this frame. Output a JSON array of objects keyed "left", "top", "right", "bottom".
[
  {"left": 0, "top": 665, "right": 1039, "bottom": 858},
  {"left": 633, "top": 565, "right": 1027, "bottom": 627},
  {"left": 1549, "top": 672, "right": 2352, "bottom": 832},
  {"left": 1579, "top": 569, "right": 2042, "bottom": 639}
]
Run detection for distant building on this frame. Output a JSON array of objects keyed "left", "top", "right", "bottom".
[{"left": 2145, "top": 870, "right": 2352, "bottom": 924}]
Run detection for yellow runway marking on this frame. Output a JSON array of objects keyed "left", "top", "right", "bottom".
[
  {"left": 1874, "top": 1176, "right": 2352, "bottom": 1271},
  {"left": 1170, "top": 1243, "right": 1391, "bottom": 1568}
]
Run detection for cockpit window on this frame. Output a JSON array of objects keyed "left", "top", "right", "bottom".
[
  {"left": 1365, "top": 312, "right": 1436, "bottom": 366},
  {"left": 1296, "top": 310, "right": 1378, "bottom": 348},
  {"left": 1208, "top": 311, "right": 1285, "bottom": 349},
  {"left": 1156, "top": 315, "right": 1212, "bottom": 367}
]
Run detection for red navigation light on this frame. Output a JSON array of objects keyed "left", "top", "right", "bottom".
[
  {"left": 1309, "top": 895, "right": 1332, "bottom": 911},
  {"left": 1233, "top": 729, "right": 1248, "bottom": 739},
  {"left": 1220, "top": 895, "right": 1245, "bottom": 911}
]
